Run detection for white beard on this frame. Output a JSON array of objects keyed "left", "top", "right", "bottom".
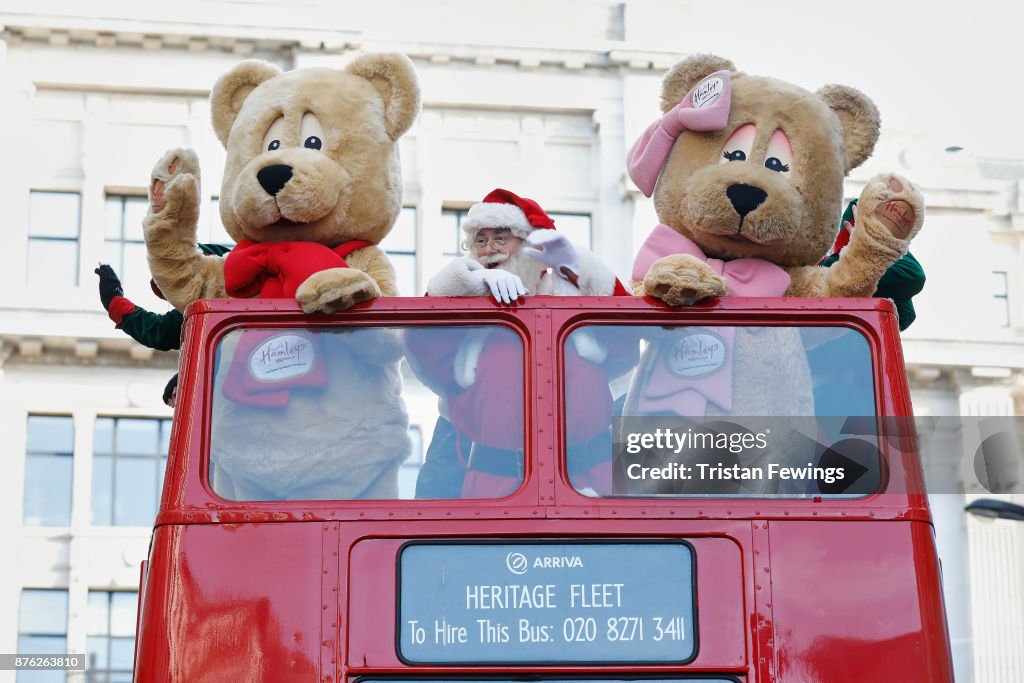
[{"left": 478, "top": 250, "right": 547, "bottom": 293}]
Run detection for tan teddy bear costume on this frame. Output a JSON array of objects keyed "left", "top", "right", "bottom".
[
  {"left": 143, "top": 54, "right": 420, "bottom": 500},
  {"left": 620, "top": 54, "right": 923, "bottom": 494}
]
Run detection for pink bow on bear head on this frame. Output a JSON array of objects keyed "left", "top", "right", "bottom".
[{"left": 627, "top": 70, "right": 733, "bottom": 197}]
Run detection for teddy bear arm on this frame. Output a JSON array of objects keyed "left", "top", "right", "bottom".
[
  {"left": 345, "top": 245, "right": 400, "bottom": 297},
  {"left": 146, "top": 245, "right": 228, "bottom": 312},
  {"left": 785, "top": 241, "right": 895, "bottom": 298}
]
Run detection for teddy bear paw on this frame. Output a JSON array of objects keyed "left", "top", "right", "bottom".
[
  {"left": 858, "top": 173, "right": 924, "bottom": 242},
  {"left": 149, "top": 148, "right": 201, "bottom": 215},
  {"left": 295, "top": 268, "right": 382, "bottom": 314},
  {"left": 642, "top": 253, "right": 729, "bottom": 306}
]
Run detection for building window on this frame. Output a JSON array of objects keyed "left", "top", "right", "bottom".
[
  {"left": 197, "top": 197, "right": 235, "bottom": 248},
  {"left": 441, "top": 208, "right": 468, "bottom": 257},
  {"left": 549, "top": 212, "right": 592, "bottom": 249},
  {"left": 379, "top": 207, "right": 417, "bottom": 296},
  {"left": 18, "top": 589, "right": 68, "bottom": 683},
  {"left": 87, "top": 590, "right": 138, "bottom": 683},
  {"left": 91, "top": 417, "right": 171, "bottom": 527},
  {"left": 24, "top": 416, "right": 74, "bottom": 527},
  {"left": 104, "top": 194, "right": 156, "bottom": 306},
  {"left": 994, "top": 271, "right": 1010, "bottom": 327},
  {"left": 28, "top": 191, "right": 81, "bottom": 286}
]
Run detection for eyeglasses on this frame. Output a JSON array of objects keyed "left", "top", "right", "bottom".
[{"left": 474, "top": 234, "right": 519, "bottom": 248}]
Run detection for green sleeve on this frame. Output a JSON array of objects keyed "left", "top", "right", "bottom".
[
  {"left": 875, "top": 252, "right": 925, "bottom": 301},
  {"left": 819, "top": 251, "right": 924, "bottom": 331},
  {"left": 120, "top": 307, "right": 185, "bottom": 351}
]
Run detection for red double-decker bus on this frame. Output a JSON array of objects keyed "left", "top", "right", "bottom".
[{"left": 132, "top": 296, "right": 954, "bottom": 682}]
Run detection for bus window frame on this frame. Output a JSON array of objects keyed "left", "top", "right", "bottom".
[
  {"left": 168, "top": 300, "right": 539, "bottom": 519},
  {"left": 159, "top": 297, "right": 927, "bottom": 528},
  {"left": 550, "top": 300, "right": 923, "bottom": 517}
]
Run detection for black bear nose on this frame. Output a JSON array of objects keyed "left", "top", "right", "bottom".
[
  {"left": 257, "top": 164, "right": 293, "bottom": 196},
  {"left": 726, "top": 183, "right": 768, "bottom": 218}
]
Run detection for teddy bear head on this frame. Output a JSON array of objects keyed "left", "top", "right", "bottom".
[
  {"left": 632, "top": 54, "right": 880, "bottom": 267},
  {"left": 210, "top": 54, "right": 420, "bottom": 248}
]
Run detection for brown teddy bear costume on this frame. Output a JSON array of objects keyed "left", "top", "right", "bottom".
[
  {"left": 620, "top": 54, "right": 924, "bottom": 495},
  {"left": 143, "top": 55, "right": 421, "bottom": 500}
]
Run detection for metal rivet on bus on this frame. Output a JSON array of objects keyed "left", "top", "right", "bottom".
[
  {"left": 323, "top": 570, "right": 328, "bottom": 574},
  {"left": 756, "top": 585, "right": 762, "bottom": 590},
  {"left": 549, "top": 479, "right": 554, "bottom": 484},
  {"left": 322, "top": 604, "right": 328, "bottom": 610},
  {"left": 765, "top": 602, "right": 771, "bottom": 608},
  {"left": 332, "top": 551, "right": 337, "bottom": 556},
  {"left": 359, "top": 512, "right": 365, "bottom": 517}
]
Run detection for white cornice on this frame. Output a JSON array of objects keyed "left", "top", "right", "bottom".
[{"left": 2, "top": 18, "right": 684, "bottom": 73}]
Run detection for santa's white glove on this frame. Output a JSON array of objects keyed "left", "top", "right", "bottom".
[
  {"left": 523, "top": 230, "right": 580, "bottom": 285},
  {"left": 467, "top": 260, "right": 528, "bottom": 304}
]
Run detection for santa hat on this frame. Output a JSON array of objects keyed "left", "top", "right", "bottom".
[{"left": 462, "top": 188, "right": 555, "bottom": 241}]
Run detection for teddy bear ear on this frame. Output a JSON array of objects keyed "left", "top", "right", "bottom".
[
  {"left": 660, "top": 54, "right": 737, "bottom": 113},
  {"left": 210, "top": 60, "right": 282, "bottom": 147},
  {"left": 816, "top": 84, "right": 881, "bottom": 172},
  {"left": 345, "top": 53, "right": 422, "bottom": 140}
]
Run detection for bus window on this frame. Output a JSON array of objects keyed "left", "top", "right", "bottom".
[
  {"left": 564, "top": 325, "right": 882, "bottom": 498},
  {"left": 209, "top": 325, "right": 524, "bottom": 501}
]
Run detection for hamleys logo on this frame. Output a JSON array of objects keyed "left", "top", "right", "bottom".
[
  {"left": 668, "top": 332, "right": 726, "bottom": 378},
  {"left": 691, "top": 76, "right": 724, "bottom": 109}
]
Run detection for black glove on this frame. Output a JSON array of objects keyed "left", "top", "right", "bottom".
[
  {"left": 163, "top": 373, "right": 179, "bottom": 408},
  {"left": 95, "top": 264, "right": 124, "bottom": 311}
]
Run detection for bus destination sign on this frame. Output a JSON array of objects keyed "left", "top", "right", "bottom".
[{"left": 397, "top": 541, "right": 696, "bottom": 664}]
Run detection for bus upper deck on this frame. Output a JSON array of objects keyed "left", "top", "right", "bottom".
[{"left": 133, "top": 296, "right": 953, "bottom": 682}]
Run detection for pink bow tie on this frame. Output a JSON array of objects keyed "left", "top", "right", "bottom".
[
  {"left": 627, "top": 70, "right": 732, "bottom": 197},
  {"left": 632, "top": 225, "right": 791, "bottom": 297}
]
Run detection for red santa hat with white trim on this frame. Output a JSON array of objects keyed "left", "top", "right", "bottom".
[{"left": 462, "top": 188, "right": 555, "bottom": 241}]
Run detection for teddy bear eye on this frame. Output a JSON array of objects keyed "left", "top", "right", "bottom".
[
  {"left": 723, "top": 150, "right": 747, "bottom": 162},
  {"left": 304, "top": 136, "right": 322, "bottom": 150},
  {"left": 267, "top": 140, "right": 281, "bottom": 151},
  {"left": 765, "top": 157, "right": 790, "bottom": 173}
]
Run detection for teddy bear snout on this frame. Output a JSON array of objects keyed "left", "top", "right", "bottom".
[
  {"left": 257, "top": 164, "right": 294, "bottom": 196},
  {"left": 726, "top": 183, "right": 768, "bottom": 219}
]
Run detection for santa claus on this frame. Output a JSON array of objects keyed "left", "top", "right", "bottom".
[
  {"left": 426, "top": 188, "right": 627, "bottom": 301},
  {"left": 410, "top": 189, "right": 635, "bottom": 500}
]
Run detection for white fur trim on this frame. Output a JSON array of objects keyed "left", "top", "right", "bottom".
[
  {"left": 454, "top": 328, "right": 493, "bottom": 388},
  {"left": 426, "top": 257, "right": 489, "bottom": 296},
  {"left": 462, "top": 203, "right": 533, "bottom": 240},
  {"left": 569, "top": 245, "right": 618, "bottom": 296}
]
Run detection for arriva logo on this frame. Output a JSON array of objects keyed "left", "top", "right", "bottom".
[
  {"left": 505, "top": 551, "right": 585, "bottom": 574},
  {"left": 505, "top": 552, "right": 529, "bottom": 575}
]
